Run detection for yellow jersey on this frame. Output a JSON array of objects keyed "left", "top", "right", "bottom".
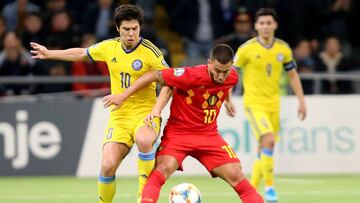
[
  {"left": 87, "top": 37, "right": 168, "bottom": 116},
  {"left": 234, "top": 37, "right": 296, "bottom": 111}
]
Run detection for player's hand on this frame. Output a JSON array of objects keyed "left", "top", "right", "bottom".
[
  {"left": 144, "top": 109, "right": 161, "bottom": 123},
  {"left": 30, "top": 42, "right": 49, "bottom": 59},
  {"left": 298, "top": 102, "right": 307, "bottom": 121},
  {"left": 224, "top": 100, "right": 236, "bottom": 117},
  {"left": 102, "top": 94, "right": 125, "bottom": 111}
]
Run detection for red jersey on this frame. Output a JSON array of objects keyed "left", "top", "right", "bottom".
[{"left": 161, "top": 65, "right": 238, "bottom": 134}]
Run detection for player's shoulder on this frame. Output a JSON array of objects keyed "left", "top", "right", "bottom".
[
  {"left": 140, "top": 38, "right": 163, "bottom": 58},
  {"left": 274, "top": 38, "right": 292, "bottom": 49},
  {"left": 189, "top": 64, "right": 207, "bottom": 74},
  {"left": 181, "top": 65, "right": 207, "bottom": 78},
  {"left": 93, "top": 37, "right": 120, "bottom": 49},
  {"left": 229, "top": 67, "right": 239, "bottom": 81},
  {"left": 238, "top": 37, "right": 258, "bottom": 49},
  {"left": 102, "top": 37, "right": 121, "bottom": 44}
]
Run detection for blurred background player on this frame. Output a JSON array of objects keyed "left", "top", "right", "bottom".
[
  {"left": 30, "top": 4, "right": 170, "bottom": 203},
  {"left": 234, "top": 8, "right": 307, "bottom": 202},
  {"left": 103, "top": 44, "right": 264, "bottom": 203}
]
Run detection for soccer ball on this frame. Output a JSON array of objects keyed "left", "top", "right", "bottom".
[{"left": 169, "top": 183, "right": 201, "bottom": 203}]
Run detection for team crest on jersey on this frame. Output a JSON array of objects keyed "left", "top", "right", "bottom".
[
  {"left": 174, "top": 68, "right": 185, "bottom": 76},
  {"left": 207, "top": 95, "right": 219, "bottom": 106},
  {"left": 161, "top": 59, "right": 169, "bottom": 67},
  {"left": 132, "top": 59, "right": 143, "bottom": 71},
  {"left": 277, "top": 53, "right": 285, "bottom": 62}
]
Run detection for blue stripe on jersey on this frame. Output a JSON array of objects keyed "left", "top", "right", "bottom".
[
  {"left": 261, "top": 148, "right": 274, "bottom": 156},
  {"left": 86, "top": 48, "right": 95, "bottom": 62},
  {"left": 98, "top": 175, "right": 115, "bottom": 183},
  {"left": 138, "top": 150, "right": 155, "bottom": 161},
  {"left": 284, "top": 61, "right": 297, "bottom": 71}
]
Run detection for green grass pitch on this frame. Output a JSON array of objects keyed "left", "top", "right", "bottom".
[{"left": 1, "top": 175, "right": 359, "bottom": 203}]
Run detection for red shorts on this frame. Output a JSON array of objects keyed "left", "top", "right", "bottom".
[{"left": 156, "top": 128, "right": 240, "bottom": 176}]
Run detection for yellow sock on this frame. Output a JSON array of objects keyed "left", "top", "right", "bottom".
[
  {"left": 250, "top": 154, "right": 262, "bottom": 189},
  {"left": 260, "top": 148, "right": 274, "bottom": 187},
  {"left": 137, "top": 150, "right": 155, "bottom": 202},
  {"left": 98, "top": 175, "right": 116, "bottom": 203}
]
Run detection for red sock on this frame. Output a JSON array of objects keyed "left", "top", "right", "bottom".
[
  {"left": 234, "top": 179, "right": 264, "bottom": 203},
  {"left": 141, "top": 170, "right": 166, "bottom": 203}
]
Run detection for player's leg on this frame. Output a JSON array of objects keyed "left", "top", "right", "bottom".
[
  {"left": 212, "top": 163, "right": 264, "bottom": 203},
  {"left": 251, "top": 145, "right": 263, "bottom": 189},
  {"left": 141, "top": 155, "right": 179, "bottom": 203},
  {"left": 99, "top": 122, "right": 134, "bottom": 203},
  {"left": 259, "top": 132, "right": 277, "bottom": 202},
  {"left": 245, "top": 107, "right": 278, "bottom": 202},
  {"left": 134, "top": 117, "right": 161, "bottom": 201},
  {"left": 259, "top": 111, "right": 280, "bottom": 202},
  {"left": 195, "top": 134, "right": 263, "bottom": 203},
  {"left": 245, "top": 107, "right": 266, "bottom": 189},
  {"left": 98, "top": 142, "right": 130, "bottom": 203},
  {"left": 245, "top": 107, "right": 274, "bottom": 191}
]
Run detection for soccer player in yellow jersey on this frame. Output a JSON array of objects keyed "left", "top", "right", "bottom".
[
  {"left": 234, "top": 8, "right": 307, "bottom": 202},
  {"left": 30, "top": 4, "right": 170, "bottom": 203}
]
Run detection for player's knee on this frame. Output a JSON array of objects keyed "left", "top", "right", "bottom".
[
  {"left": 225, "top": 166, "right": 245, "bottom": 187},
  {"left": 261, "top": 133, "right": 276, "bottom": 149},
  {"left": 136, "top": 136, "right": 155, "bottom": 152},
  {"left": 101, "top": 159, "right": 118, "bottom": 176},
  {"left": 154, "top": 164, "right": 172, "bottom": 179},
  {"left": 136, "top": 131, "right": 157, "bottom": 152}
]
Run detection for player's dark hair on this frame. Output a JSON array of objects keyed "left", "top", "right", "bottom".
[
  {"left": 255, "top": 8, "right": 277, "bottom": 22},
  {"left": 210, "top": 44, "right": 234, "bottom": 64},
  {"left": 113, "top": 4, "right": 144, "bottom": 28}
]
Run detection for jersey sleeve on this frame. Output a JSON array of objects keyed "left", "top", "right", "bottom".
[
  {"left": 161, "top": 67, "right": 192, "bottom": 90},
  {"left": 142, "top": 39, "right": 169, "bottom": 71},
  {"left": 150, "top": 53, "right": 169, "bottom": 71},
  {"left": 283, "top": 46, "right": 297, "bottom": 71},
  {"left": 86, "top": 40, "right": 111, "bottom": 62},
  {"left": 233, "top": 46, "right": 247, "bottom": 69}
]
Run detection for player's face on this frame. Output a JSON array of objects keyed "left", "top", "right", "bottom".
[
  {"left": 255, "top": 15, "right": 277, "bottom": 39},
  {"left": 117, "top": 20, "right": 141, "bottom": 49},
  {"left": 208, "top": 59, "right": 233, "bottom": 84}
]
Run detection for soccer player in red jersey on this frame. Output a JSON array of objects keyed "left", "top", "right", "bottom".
[{"left": 103, "top": 44, "right": 264, "bottom": 203}]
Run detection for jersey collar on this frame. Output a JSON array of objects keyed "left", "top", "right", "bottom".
[
  {"left": 256, "top": 37, "right": 275, "bottom": 49},
  {"left": 122, "top": 37, "right": 143, "bottom": 54}
]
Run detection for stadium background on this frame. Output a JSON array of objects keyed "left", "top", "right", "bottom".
[{"left": 1, "top": 0, "right": 360, "bottom": 202}]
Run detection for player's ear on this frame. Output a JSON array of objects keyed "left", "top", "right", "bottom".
[
  {"left": 116, "top": 26, "right": 120, "bottom": 32},
  {"left": 254, "top": 21, "right": 260, "bottom": 32}
]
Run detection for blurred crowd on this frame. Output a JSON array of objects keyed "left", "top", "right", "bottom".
[{"left": 0, "top": 0, "right": 360, "bottom": 97}]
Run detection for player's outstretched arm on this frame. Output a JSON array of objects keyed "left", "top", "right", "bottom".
[
  {"left": 103, "top": 70, "right": 161, "bottom": 111},
  {"left": 288, "top": 69, "right": 307, "bottom": 120},
  {"left": 30, "top": 42, "right": 88, "bottom": 62}
]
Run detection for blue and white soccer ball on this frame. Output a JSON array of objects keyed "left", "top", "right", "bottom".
[{"left": 169, "top": 183, "right": 201, "bottom": 203}]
